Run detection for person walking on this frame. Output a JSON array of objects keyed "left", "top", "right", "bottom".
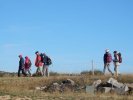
[
  {"left": 35, "top": 51, "right": 43, "bottom": 76},
  {"left": 24, "top": 56, "right": 32, "bottom": 76},
  {"left": 42, "top": 53, "right": 51, "bottom": 77},
  {"left": 113, "top": 51, "right": 121, "bottom": 77},
  {"left": 18, "top": 55, "right": 27, "bottom": 77},
  {"left": 103, "top": 49, "right": 113, "bottom": 76}
]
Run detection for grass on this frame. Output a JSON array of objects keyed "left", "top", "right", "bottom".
[{"left": 0, "top": 74, "right": 133, "bottom": 100}]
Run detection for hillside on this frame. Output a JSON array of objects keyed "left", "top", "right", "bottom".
[{"left": 0, "top": 74, "right": 133, "bottom": 100}]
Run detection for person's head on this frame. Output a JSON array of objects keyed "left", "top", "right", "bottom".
[
  {"left": 35, "top": 51, "right": 39, "bottom": 55},
  {"left": 18, "top": 55, "right": 22, "bottom": 58},
  {"left": 118, "top": 52, "right": 121, "bottom": 56},
  {"left": 43, "top": 53, "right": 46, "bottom": 56},
  {"left": 40, "top": 53, "right": 43, "bottom": 56},
  {"left": 105, "top": 49, "right": 109, "bottom": 53},
  {"left": 25, "top": 56, "right": 28, "bottom": 59},
  {"left": 113, "top": 51, "right": 117, "bottom": 54}
]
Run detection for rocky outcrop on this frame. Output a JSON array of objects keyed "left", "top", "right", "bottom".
[{"left": 93, "top": 78, "right": 133, "bottom": 95}]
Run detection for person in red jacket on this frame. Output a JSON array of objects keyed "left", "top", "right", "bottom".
[
  {"left": 35, "top": 51, "right": 43, "bottom": 76},
  {"left": 25, "top": 56, "right": 32, "bottom": 76}
]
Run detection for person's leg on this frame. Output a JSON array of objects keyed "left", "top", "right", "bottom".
[
  {"left": 18, "top": 69, "right": 21, "bottom": 77},
  {"left": 38, "top": 66, "right": 43, "bottom": 76},
  {"left": 103, "top": 63, "right": 106, "bottom": 75},
  {"left": 114, "top": 62, "right": 119, "bottom": 77},
  {"left": 36, "top": 67, "right": 39, "bottom": 75},
  {"left": 116, "top": 66, "right": 118, "bottom": 77},
  {"left": 22, "top": 69, "right": 27, "bottom": 76},
  {"left": 28, "top": 69, "right": 31, "bottom": 76},
  {"left": 117, "top": 65, "right": 120, "bottom": 76},
  {"left": 43, "top": 65, "right": 47, "bottom": 77},
  {"left": 46, "top": 66, "right": 49, "bottom": 77},
  {"left": 42, "top": 64, "right": 45, "bottom": 76},
  {"left": 114, "top": 63, "right": 116, "bottom": 75},
  {"left": 114, "top": 62, "right": 118, "bottom": 77},
  {"left": 107, "top": 63, "right": 113, "bottom": 75},
  {"left": 25, "top": 69, "right": 28, "bottom": 75}
]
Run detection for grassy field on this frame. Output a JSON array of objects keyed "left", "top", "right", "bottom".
[{"left": 0, "top": 74, "right": 133, "bottom": 100}]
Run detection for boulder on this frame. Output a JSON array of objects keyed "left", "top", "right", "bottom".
[
  {"left": 93, "top": 79, "right": 102, "bottom": 88},
  {"left": 107, "top": 78, "right": 129, "bottom": 94},
  {"left": 94, "top": 78, "right": 130, "bottom": 95},
  {"left": 62, "top": 79, "right": 75, "bottom": 86}
]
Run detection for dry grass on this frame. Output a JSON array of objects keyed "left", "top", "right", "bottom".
[{"left": 0, "top": 74, "right": 133, "bottom": 100}]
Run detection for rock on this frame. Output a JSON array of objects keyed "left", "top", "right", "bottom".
[
  {"left": 40, "top": 86, "right": 47, "bottom": 91},
  {"left": 107, "top": 78, "right": 129, "bottom": 94},
  {"left": 107, "top": 78, "right": 124, "bottom": 89},
  {"left": 62, "top": 79, "right": 75, "bottom": 86},
  {"left": 98, "top": 87, "right": 112, "bottom": 93},
  {"left": 93, "top": 79, "right": 102, "bottom": 88},
  {"left": 113, "top": 84, "right": 129, "bottom": 95},
  {"left": 126, "top": 83, "right": 133, "bottom": 88},
  {"left": 51, "top": 82, "right": 61, "bottom": 92},
  {"left": 86, "top": 85, "right": 94, "bottom": 94},
  {"left": 35, "top": 79, "right": 85, "bottom": 92},
  {"left": 67, "top": 79, "right": 75, "bottom": 86},
  {"left": 35, "top": 87, "right": 41, "bottom": 90},
  {"left": 94, "top": 78, "right": 131, "bottom": 95}
]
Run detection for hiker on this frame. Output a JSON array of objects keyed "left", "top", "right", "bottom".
[
  {"left": 18, "top": 55, "right": 27, "bottom": 77},
  {"left": 35, "top": 51, "right": 43, "bottom": 76},
  {"left": 113, "top": 51, "right": 121, "bottom": 77},
  {"left": 41, "top": 53, "right": 52, "bottom": 77},
  {"left": 24, "top": 56, "right": 32, "bottom": 76},
  {"left": 103, "top": 49, "right": 113, "bottom": 76}
]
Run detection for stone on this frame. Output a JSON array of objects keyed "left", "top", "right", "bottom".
[
  {"left": 86, "top": 85, "right": 94, "bottom": 94},
  {"left": 93, "top": 79, "right": 102, "bottom": 88}
]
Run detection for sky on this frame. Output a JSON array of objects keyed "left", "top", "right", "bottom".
[{"left": 0, "top": 0, "right": 133, "bottom": 74}]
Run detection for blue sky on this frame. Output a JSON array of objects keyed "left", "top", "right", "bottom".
[{"left": 0, "top": 0, "right": 133, "bottom": 73}]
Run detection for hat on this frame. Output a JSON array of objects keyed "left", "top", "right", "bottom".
[
  {"left": 43, "top": 53, "right": 46, "bottom": 56},
  {"left": 113, "top": 51, "right": 117, "bottom": 53},
  {"left": 35, "top": 51, "right": 39, "bottom": 54},
  {"left": 25, "top": 56, "right": 28, "bottom": 59},
  {"left": 105, "top": 49, "right": 109, "bottom": 53},
  {"left": 19, "top": 55, "right": 22, "bottom": 57}
]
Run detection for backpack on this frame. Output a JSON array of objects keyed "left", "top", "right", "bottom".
[
  {"left": 46, "top": 57, "right": 52, "bottom": 65},
  {"left": 118, "top": 53, "right": 122, "bottom": 63},
  {"left": 106, "top": 53, "right": 112, "bottom": 63}
]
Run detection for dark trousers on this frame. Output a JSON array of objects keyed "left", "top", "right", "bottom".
[{"left": 18, "top": 68, "right": 27, "bottom": 77}]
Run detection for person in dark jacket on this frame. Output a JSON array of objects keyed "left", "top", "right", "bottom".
[
  {"left": 42, "top": 53, "right": 49, "bottom": 77},
  {"left": 18, "top": 55, "right": 27, "bottom": 77},
  {"left": 103, "top": 49, "right": 113, "bottom": 76}
]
